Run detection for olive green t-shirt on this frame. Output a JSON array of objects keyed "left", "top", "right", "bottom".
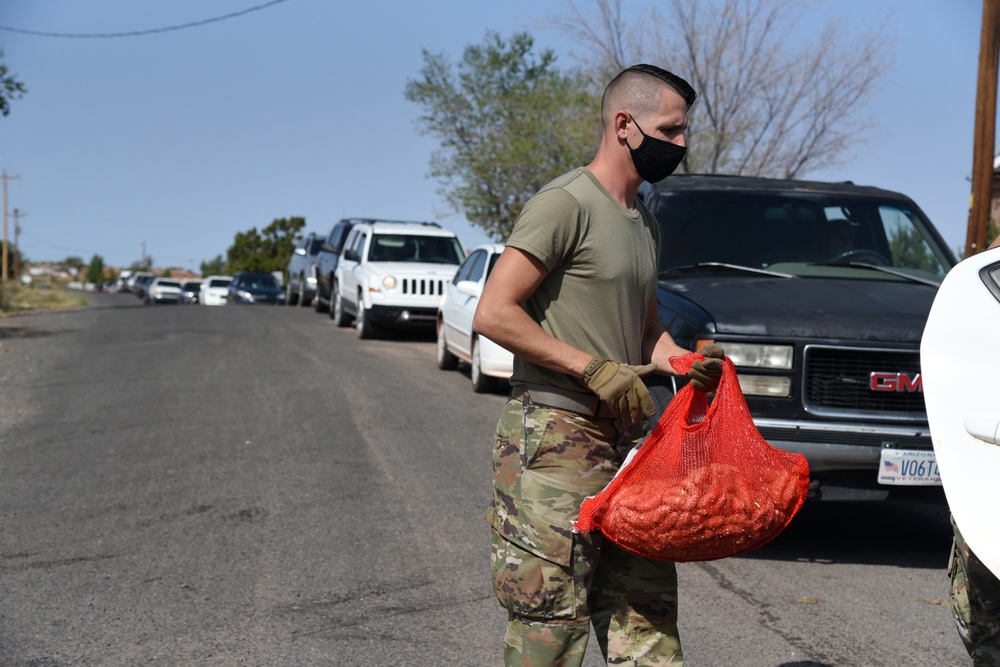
[{"left": 505, "top": 167, "right": 660, "bottom": 394}]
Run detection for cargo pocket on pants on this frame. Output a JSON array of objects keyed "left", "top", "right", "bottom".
[{"left": 491, "top": 500, "right": 596, "bottom": 620}]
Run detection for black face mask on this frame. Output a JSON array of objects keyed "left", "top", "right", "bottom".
[{"left": 626, "top": 115, "right": 686, "bottom": 183}]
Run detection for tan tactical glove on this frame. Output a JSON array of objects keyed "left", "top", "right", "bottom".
[
  {"left": 688, "top": 344, "right": 726, "bottom": 392},
  {"left": 583, "top": 356, "right": 657, "bottom": 424}
]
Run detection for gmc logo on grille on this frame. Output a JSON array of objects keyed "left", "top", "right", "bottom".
[{"left": 869, "top": 372, "right": 922, "bottom": 393}]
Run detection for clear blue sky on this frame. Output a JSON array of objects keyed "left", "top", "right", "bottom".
[{"left": 0, "top": 0, "right": 989, "bottom": 271}]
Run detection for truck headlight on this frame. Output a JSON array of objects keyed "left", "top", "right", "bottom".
[
  {"left": 719, "top": 343, "right": 793, "bottom": 370},
  {"left": 382, "top": 276, "right": 397, "bottom": 290},
  {"left": 736, "top": 374, "right": 792, "bottom": 397}
]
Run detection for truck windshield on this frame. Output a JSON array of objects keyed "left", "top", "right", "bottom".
[{"left": 654, "top": 191, "right": 954, "bottom": 282}]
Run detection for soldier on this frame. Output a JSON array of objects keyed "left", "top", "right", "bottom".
[
  {"left": 473, "top": 64, "right": 724, "bottom": 666},
  {"left": 951, "top": 519, "right": 1000, "bottom": 666}
]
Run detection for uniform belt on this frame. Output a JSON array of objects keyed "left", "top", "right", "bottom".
[{"left": 511, "top": 384, "right": 616, "bottom": 419}]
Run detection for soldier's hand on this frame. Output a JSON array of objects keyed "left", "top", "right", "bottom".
[
  {"left": 583, "top": 356, "right": 657, "bottom": 424},
  {"left": 688, "top": 344, "right": 725, "bottom": 392}
]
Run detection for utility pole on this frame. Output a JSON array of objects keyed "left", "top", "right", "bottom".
[
  {"left": 13, "top": 208, "right": 23, "bottom": 281},
  {"left": 2, "top": 170, "right": 21, "bottom": 283},
  {"left": 967, "top": 0, "right": 1000, "bottom": 257}
]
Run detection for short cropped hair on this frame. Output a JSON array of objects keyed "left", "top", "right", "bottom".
[{"left": 601, "top": 64, "right": 697, "bottom": 127}]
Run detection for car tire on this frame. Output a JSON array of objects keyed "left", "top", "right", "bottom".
[
  {"left": 286, "top": 281, "right": 299, "bottom": 306},
  {"left": 436, "top": 320, "right": 459, "bottom": 370},
  {"left": 298, "top": 279, "right": 309, "bottom": 307},
  {"left": 332, "top": 285, "right": 351, "bottom": 326},
  {"left": 356, "top": 298, "right": 378, "bottom": 339},
  {"left": 471, "top": 336, "right": 497, "bottom": 393}
]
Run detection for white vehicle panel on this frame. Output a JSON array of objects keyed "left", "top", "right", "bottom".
[{"left": 921, "top": 246, "right": 1000, "bottom": 576}]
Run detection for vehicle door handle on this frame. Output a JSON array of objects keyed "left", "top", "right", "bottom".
[{"left": 964, "top": 417, "right": 1000, "bottom": 445}]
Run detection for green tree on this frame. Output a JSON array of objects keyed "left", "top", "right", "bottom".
[
  {"left": 225, "top": 216, "right": 304, "bottom": 274},
  {"left": 62, "top": 256, "right": 86, "bottom": 278},
  {"left": 200, "top": 254, "right": 225, "bottom": 277},
  {"left": 405, "top": 31, "right": 600, "bottom": 240},
  {"left": 0, "top": 50, "right": 27, "bottom": 118},
  {"left": 85, "top": 255, "right": 106, "bottom": 284}
]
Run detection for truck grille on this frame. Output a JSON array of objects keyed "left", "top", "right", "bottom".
[
  {"left": 803, "top": 346, "right": 925, "bottom": 415},
  {"left": 401, "top": 278, "right": 444, "bottom": 296}
]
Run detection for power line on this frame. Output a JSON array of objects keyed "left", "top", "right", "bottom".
[{"left": 0, "top": 0, "right": 292, "bottom": 39}]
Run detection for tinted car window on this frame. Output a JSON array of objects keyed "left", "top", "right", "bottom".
[
  {"left": 368, "top": 234, "right": 463, "bottom": 264},
  {"left": 308, "top": 237, "right": 324, "bottom": 255},
  {"left": 454, "top": 250, "right": 481, "bottom": 283},
  {"left": 466, "top": 250, "right": 487, "bottom": 282},
  {"left": 209, "top": 278, "right": 231, "bottom": 288},
  {"left": 238, "top": 274, "right": 279, "bottom": 289}
]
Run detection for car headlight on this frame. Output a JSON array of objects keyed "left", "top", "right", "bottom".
[
  {"left": 237, "top": 289, "right": 253, "bottom": 302},
  {"left": 715, "top": 342, "right": 794, "bottom": 370},
  {"left": 382, "top": 275, "right": 397, "bottom": 290}
]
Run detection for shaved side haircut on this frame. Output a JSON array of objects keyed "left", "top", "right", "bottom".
[{"left": 601, "top": 64, "right": 697, "bottom": 128}]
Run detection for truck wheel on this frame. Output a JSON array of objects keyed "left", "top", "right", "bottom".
[
  {"left": 356, "top": 298, "right": 378, "bottom": 339},
  {"left": 286, "top": 281, "right": 299, "bottom": 306},
  {"left": 436, "top": 320, "right": 458, "bottom": 370}
]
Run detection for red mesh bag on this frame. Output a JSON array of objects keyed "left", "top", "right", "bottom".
[{"left": 575, "top": 353, "right": 810, "bottom": 562}]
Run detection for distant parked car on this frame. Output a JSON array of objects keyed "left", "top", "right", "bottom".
[
  {"left": 132, "top": 274, "right": 156, "bottom": 300},
  {"left": 227, "top": 271, "right": 286, "bottom": 305},
  {"left": 117, "top": 270, "right": 134, "bottom": 292},
  {"left": 285, "top": 232, "right": 324, "bottom": 307},
  {"left": 145, "top": 277, "right": 183, "bottom": 305},
  {"left": 437, "top": 243, "right": 513, "bottom": 392},
  {"left": 313, "top": 218, "right": 361, "bottom": 314},
  {"left": 125, "top": 271, "right": 151, "bottom": 294},
  {"left": 179, "top": 280, "right": 203, "bottom": 304},
  {"left": 200, "top": 276, "right": 233, "bottom": 306}
]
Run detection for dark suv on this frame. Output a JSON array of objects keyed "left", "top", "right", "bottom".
[
  {"left": 313, "top": 219, "right": 360, "bottom": 313},
  {"left": 285, "top": 232, "right": 325, "bottom": 307},
  {"left": 640, "top": 174, "right": 957, "bottom": 502}
]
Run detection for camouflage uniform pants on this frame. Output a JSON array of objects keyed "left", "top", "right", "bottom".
[
  {"left": 951, "top": 517, "right": 1000, "bottom": 666},
  {"left": 486, "top": 396, "right": 683, "bottom": 666}
]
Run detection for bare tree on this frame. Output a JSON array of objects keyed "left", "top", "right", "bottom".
[{"left": 543, "top": 0, "right": 893, "bottom": 179}]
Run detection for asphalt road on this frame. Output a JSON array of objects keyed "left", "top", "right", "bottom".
[{"left": 0, "top": 293, "right": 969, "bottom": 666}]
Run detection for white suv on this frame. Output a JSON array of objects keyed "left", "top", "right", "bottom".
[{"left": 332, "top": 220, "right": 465, "bottom": 338}]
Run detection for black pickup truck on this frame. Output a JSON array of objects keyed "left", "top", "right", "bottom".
[{"left": 640, "top": 174, "right": 958, "bottom": 501}]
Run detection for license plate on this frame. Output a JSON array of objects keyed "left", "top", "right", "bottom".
[{"left": 877, "top": 448, "right": 942, "bottom": 486}]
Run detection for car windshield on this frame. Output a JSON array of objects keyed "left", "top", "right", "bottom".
[
  {"left": 158, "top": 280, "right": 181, "bottom": 288},
  {"left": 209, "top": 278, "right": 231, "bottom": 288},
  {"left": 654, "top": 191, "right": 954, "bottom": 282},
  {"left": 182, "top": 282, "right": 202, "bottom": 291},
  {"left": 239, "top": 275, "right": 279, "bottom": 289},
  {"left": 308, "top": 238, "right": 324, "bottom": 255},
  {"left": 367, "top": 234, "right": 463, "bottom": 264}
]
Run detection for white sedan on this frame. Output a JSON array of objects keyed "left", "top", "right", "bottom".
[
  {"left": 436, "top": 243, "right": 513, "bottom": 393},
  {"left": 145, "top": 277, "right": 183, "bottom": 304},
  {"left": 200, "top": 275, "right": 233, "bottom": 306}
]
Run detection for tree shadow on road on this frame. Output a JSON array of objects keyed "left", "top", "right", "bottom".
[{"left": 0, "top": 325, "right": 62, "bottom": 340}]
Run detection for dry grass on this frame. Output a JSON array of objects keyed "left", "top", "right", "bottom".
[{"left": 0, "top": 280, "right": 90, "bottom": 314}]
